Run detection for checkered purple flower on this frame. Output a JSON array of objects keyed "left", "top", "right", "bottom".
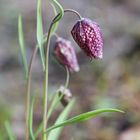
[
  {"left": 71, "top": 18, "right": 103, "bottom": 59},
  {"left": 54, "top": 37, "right": 79, "bottom": 72}
]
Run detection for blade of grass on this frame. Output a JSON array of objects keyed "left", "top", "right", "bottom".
[
  {"left": 4, "top": 121, "right": 16, "bottom": 140},
  {"left": 18, "top": 15, "right": 28, "bottom": 78},
  {"left": 50, "top": 3, "right": 59, "bottom": 35},
  {"left": 48, "top": 99, "right": 75, "bottom": 140},
  {"left": 51, "top": 0, "right": 64, "bottom": 24},
  {"left": 47, "top": 93, "right": 63, "bottom": 119},
  {"left": 34, "top": 122, "right": 42, "bottom": 139},
  {"left": 37, "top": 0, "right": 45, "bottom": 70},
  {"left": 45, "top": 108, "right": 124, "bottom": 133}
]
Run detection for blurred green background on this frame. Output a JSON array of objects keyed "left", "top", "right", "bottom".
[{"left": 0, "top": 0, "right": 140, "bottom": 139}]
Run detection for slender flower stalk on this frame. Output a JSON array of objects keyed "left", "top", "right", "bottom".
[
  {"left": 64, "top": 66, "right": 70, "bottom": 89},
  {"left": 58, "top": 66, "right": 70, "bottom": 107},
  {"left": 42, "top": 9, "right": 82, "bottom": 140},
  {"left": 25, "top": 47, "right": 38, "bottom": 140},
  {"left": 42, "top": 22, "right": 52, "bottom": 140}
]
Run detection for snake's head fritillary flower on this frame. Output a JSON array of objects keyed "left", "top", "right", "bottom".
[
  {"left": 71, "top": 18, "right": 103, "bottom": 59},
  {"left": 54, "top": 37, "right": 80, "bottom": 72},
  {"left": 57, "top": 85, "right": 72, "bottom": 107}
]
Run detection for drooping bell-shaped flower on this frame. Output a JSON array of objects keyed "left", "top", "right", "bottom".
[
  {"left": 54, "top": 37, "right": 79, "bottom": 72},
  {"left": 71, "top": 18, "right": 103, "bottom": 59}
]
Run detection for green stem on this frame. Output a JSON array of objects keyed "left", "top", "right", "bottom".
[
  {"left": 42, "top": 9, "right": 81, "bottom": 140},
  {"left": 42, "top": 22, "right": 53, "bottom": 140},
  {"left": 25, "top": 47, "right": 38, "bottom": 140}
]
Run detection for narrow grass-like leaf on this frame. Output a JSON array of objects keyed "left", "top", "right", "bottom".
[
  {"left": 37, "top": 0, "right": 45, "bottom": 70},
  {"left": 46, "top": 108, "right": 124, "bottom": 132},
  {"left": 34, "top": 122, "right": 42, "bottom": 139},
  {"left": 4, "top": 121, "right": 16, "bottom": 140},
  {"left": 18, "top": 15, "right": 28, "bottom": 78},
  {"left": 47, "top": 93, "right": 64, "bottom": 119},
  {"left": 29, "top": 97, "right": 35, "bottom": 140},
  {"left": 48, "top": 99, "right": 75, "bottom": 140},
  {"left": 52, "top": 0, "right": 64, "bottom": 24},
  {"left": 50, "top": 3, "right": 59, "bottom": 35}
]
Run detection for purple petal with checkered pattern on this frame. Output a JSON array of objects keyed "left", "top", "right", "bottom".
[
  {"left": 71, "top": 18, "right": 103, "bottom": 59},
  {"left": 54, "top": 37, "right": 79, "bottom": 72}
]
